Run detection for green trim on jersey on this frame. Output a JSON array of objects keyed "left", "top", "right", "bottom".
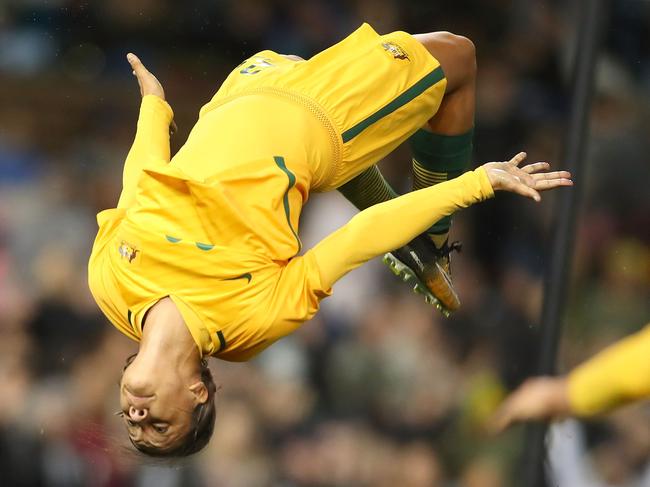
[
  {"left": 224, "top": 273, "right": 253, "bottom": 284},
  {"left": 195, "top": 242, "right": 215, "bottom": 251},
  {"left": 341, "top": 65, "right": 445, "bottom": 143},
  {"left": 216, "top": 331, "right": 227, "bottom": 353},
  {"left": 273, "top": 156, "right": 302, "bottom": 252}
]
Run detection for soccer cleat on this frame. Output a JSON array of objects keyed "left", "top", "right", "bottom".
[{"left": 383, "top": 235, "right": 462, "bottom": 316}]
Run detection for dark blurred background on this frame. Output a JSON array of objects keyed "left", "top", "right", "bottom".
[{"left": 0, "top": 1, "right": 649, "bottom": 486}]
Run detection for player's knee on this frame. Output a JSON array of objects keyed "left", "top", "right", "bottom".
[
  {"left": 416, "top": 31, "right": 476, "bottom": 88},
  {"left": 439, "top": 31, "right": 476, "bottom": 79},
  {"left": 455, "top": 34, "right": 476, "bottom": 76}
]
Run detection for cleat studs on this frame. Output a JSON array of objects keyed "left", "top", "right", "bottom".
[{"left": 382, "top": 252, "right": 455, "bottom": 318}]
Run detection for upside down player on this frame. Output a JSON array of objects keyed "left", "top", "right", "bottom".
[{"left": 87, "top": 24, "right": 573, "bottom": 456}]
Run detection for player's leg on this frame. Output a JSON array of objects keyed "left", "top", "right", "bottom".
[
  {"left": 411, "top": 32, "right": 476, "bottom": 242},
  {"left": 338, "top": 32, "right": 475, "bottom": 212},
  {"left": 339, "top": 31, "right": 476, "bottom": 314},
  {"left": 387, "top": 32, "right": 476, "bottom": 313},
  {"left": 338, "top": 165, "right": 398, "bottom": 210}
]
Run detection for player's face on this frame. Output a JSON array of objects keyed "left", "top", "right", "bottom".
[{"left": 119, "top": 366, "right": 199, "bottom": 452}]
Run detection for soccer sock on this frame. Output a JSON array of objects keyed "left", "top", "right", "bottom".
[
  {"left": 410, "top": 127, "right": 474, "bottom": 240},
  {"left": 337, "top": 165, "right": 399, "bottom": 211}
]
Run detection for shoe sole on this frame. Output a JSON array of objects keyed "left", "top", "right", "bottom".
[{"left": 383, "top": 252, "right": 452, "bottom": 317}]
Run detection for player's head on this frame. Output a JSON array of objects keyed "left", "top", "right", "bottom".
[{"left": 118, "top": 354, "right": 217, "bottom": 457}]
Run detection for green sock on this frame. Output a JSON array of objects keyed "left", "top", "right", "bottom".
[
  {"left": 410, "top": 128, "right": 474, "bottom": 236},
  {"left": 337, "top": 165, "right": 399, "bottom": 211}
]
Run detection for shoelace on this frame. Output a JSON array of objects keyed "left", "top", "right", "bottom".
[
  {"left": 433, "top": 240, "right": 463, "bottom": 277},
  {"left": 435, "top": 240, "right": 463, "bottom": 259}
]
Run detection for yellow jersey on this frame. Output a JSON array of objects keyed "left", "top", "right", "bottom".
[{"left": 88, "top": 25, "right": 495, "bottom": 361}]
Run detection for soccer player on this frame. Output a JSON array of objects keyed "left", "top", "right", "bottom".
[
  {"left": 88, "top": 24, "right": 572, "bottom": 456},
  {"left": 492, "top": 323, "right": 650, "bottom": 431}
]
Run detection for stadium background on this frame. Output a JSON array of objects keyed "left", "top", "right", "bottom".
[{"left": 0, "top": 0, "right": 648, "bottom": 486}]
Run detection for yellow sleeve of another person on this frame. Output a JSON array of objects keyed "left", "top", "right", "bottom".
[{"left": 568, "top": 323, "right": 650, "bottom": 416}]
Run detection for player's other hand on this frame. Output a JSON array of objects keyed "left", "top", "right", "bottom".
[
  {"left": 490, "top": 376, "right": 572, "bottom": 434},
  {"left": 483, "top": 152, "right": 573, "bottom": 202},
  {"left": 127, "top": 53, "right": 176, "bottom": 134},
  {"left": 127, "top": 53, "right": 166, "bottom": 100}
]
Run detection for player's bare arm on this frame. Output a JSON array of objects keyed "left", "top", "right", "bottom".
[
  {"left": 490, "top": 377, "right": 571, "bottom": 433},
  {"left": 491, "top": 323, "right": 650, "bottom": 433}
]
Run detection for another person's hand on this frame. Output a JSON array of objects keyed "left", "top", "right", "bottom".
[
  {"left": 490, "top": 376, "right": 573, "bottom": 433},
  {"left": 483, "top": 152, "right": 573, "bottom": 202}
]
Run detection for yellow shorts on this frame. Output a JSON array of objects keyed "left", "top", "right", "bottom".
[{"left": 201, "top": 23, "right": 447, "bottom": 192}]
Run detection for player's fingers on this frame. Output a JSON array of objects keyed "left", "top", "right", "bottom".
[
  {"left": 127, "top": 52, "right": 143, "bottom": 69},
  {"left": 490, "top": 394, "right": 529, "bottom": 434},
  {"left": 522, "top": 162, "right": 550, "bottom": 174},
  {"left": 533, "top": 177, "right": 574, "bottom": 191},
  {"left": 532, "top": 170, "right": 572, "bottom": 180},
  {"left": 512, "top": 181, "right": 541, "bottom": 202},
  {"left": 505, "top": 165, "right": 537, "bottom": 189},
  {"left": 507, "top": 152, "right": 527, "bottom": 167},
  {"left": 489, "top": 403, "right": 510, "bottom": 434},
  {"left": 544, "top": 180, "right": 573, "bottom": 190},
  {"left": 127, "top": 53, "right": 150, "bottom": 78},
  {"left": 489, "top": 416, "right": 506, "bottom": 435}
]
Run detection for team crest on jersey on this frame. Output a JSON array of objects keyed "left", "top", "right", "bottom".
[
  {"left": 118, "top": 241, "right": 139, "bottom": 263},
  {"left": 382, "top": 41, "right": 409, "bottom": 60}
]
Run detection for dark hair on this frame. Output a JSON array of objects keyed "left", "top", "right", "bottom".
[{"left": 122, "top": 356, "right": 217, "bottom": 458}]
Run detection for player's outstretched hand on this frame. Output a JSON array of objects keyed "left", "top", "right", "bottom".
[
  {"left": 127, "top": 53, "right": 166, "bottom": 100},
  {"left": 483, "top": 152, "right": 573, "bottom": 202},
  {"left": 490, "top": 376, "right": 572, "bottom": 434},
  {"left": 127, "top": 53, "right": 176, "bottom": 134}
]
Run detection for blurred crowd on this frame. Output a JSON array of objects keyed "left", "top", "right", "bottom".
[{"left": 1, "top": 1, "right": 649, "bottom": 486}]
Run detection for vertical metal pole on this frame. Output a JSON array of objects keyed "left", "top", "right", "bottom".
[{"left": 521, "top": 0, "right": 606, "bottom": 486}]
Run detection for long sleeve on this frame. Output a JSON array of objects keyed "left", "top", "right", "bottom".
[
  {"left": 117, "top": 95, "right": 174, "bottom": 208},
  {"left": 568, "top": 324, "right": 650, "bottom": 416},
  {"left": 308, "top": 167, "right": 494, "bottom": 288}
]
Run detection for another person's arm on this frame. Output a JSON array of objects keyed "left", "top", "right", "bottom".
[
  {"left": 492, "top": 323, "right": 650, "bottom": 432},
  {"left": 117, "top": 53, "right": 175, "bottom": 208},
  {"left": 310, "top": 153, "right": 572, "bottom": 288}
]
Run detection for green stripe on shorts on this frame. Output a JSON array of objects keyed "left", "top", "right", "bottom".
[{"left": 341, "top": 65, "right": 445, "bottom": 143}]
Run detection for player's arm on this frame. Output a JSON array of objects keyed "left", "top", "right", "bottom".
[
  {"left": 309, "top": 152, "right": 572, "bottom": 288},
  {"left": 491, "top": 323, "right": 650, "bottom": 432},
  {"left": 117, "top": 53, "right": 175, "bottom": 209}
]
